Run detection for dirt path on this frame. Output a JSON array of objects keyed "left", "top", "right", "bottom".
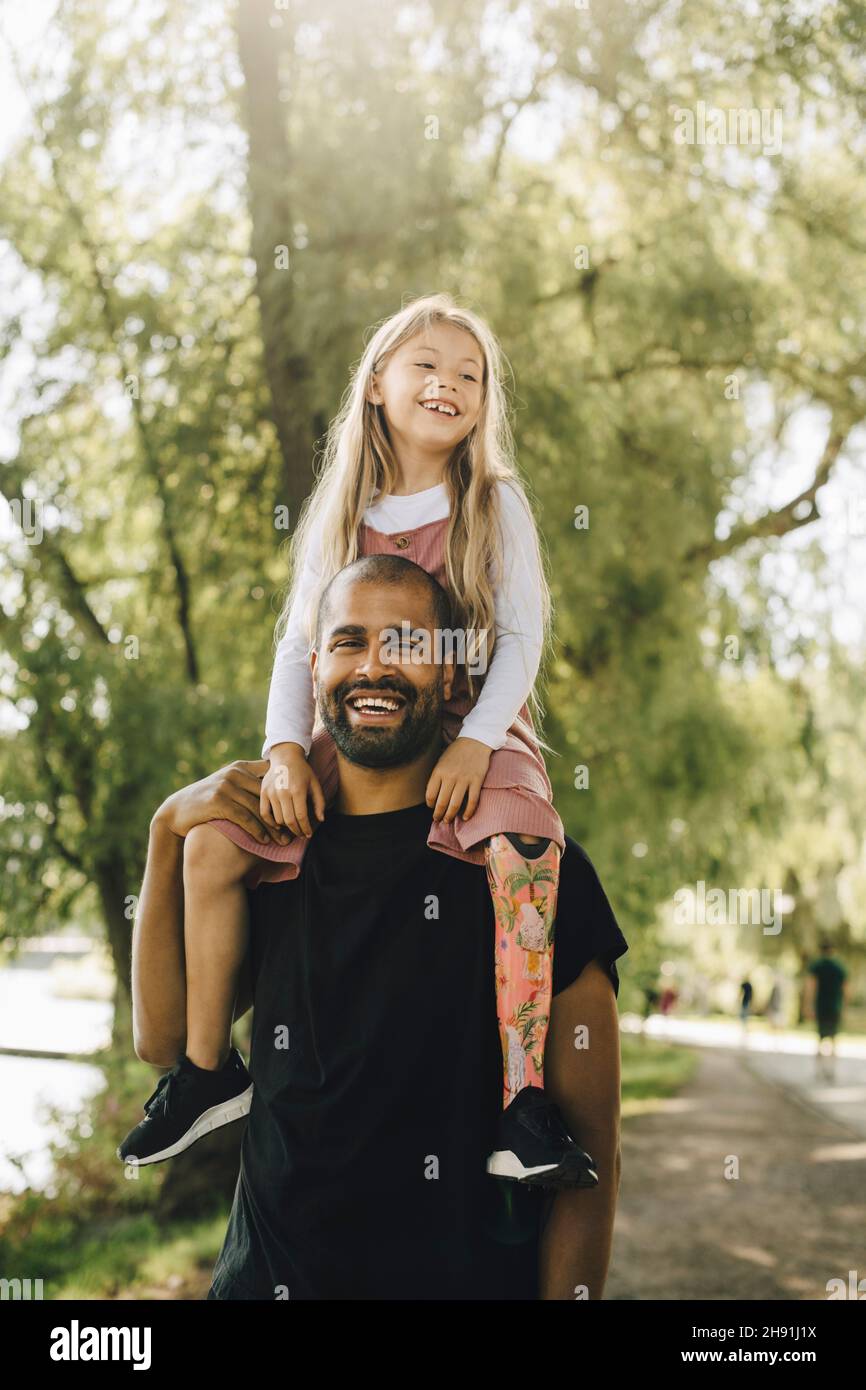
[{"left": 607, "top": 1045, "right": 866, "bottom": 1301}]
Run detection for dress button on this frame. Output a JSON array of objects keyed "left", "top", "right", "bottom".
[{"left": 394, "top": 536, "right": 410, "bottom": 549}]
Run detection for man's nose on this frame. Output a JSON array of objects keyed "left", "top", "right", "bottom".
[{"left": 355, "top": 639, "right": 398, "bottom": 680}]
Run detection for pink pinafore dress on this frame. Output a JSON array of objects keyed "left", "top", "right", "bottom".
[{"left": 209, "top": 515, "right": 566, "bottom": 889}]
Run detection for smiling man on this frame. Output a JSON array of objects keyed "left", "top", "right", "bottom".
[{"left": 131, "top": 556, "right": 627, "bottom": 1300}]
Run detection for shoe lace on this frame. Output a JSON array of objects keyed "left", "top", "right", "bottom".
[
  {"left": 143, "top": 1067, "right": 193, "bottom": 1121},
  {"left": 527, "top": 1099, "right": 575, "bottom": 1146}
]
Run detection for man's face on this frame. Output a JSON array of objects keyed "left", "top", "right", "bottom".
[
  {"left": 311, "top": 578, "right": 455, "bottom": 769},
  {"left": 367, "top": 322, "right": 484, "bottom": 457}
]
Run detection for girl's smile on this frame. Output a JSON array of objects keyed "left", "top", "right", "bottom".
[{"left": 419, "top": 397, "right": 460, "bottom": 418}]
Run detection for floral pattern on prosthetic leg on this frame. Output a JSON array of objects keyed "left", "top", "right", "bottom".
[{"left": 483, "top": 833, "right": 562, "bottom": 1110}]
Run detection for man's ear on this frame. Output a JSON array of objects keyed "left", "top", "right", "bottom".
[{"left": 442, "top": 653, "right": 455, "bottom": 702}]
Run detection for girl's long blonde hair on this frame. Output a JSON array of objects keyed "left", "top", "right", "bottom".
[{"left": 273, "top": 291, "right": 556, "bottom": 755}]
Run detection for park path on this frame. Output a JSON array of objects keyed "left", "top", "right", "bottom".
[{"left": 607, "top": 1042, "right": 866, "bottom": 1300}]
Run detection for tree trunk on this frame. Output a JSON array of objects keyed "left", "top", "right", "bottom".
[
  {"left": 95, "top": 860, "right": 134, "bottom": 1050},
  {"left": 235, "top": 0, "right": 315, "bottom": 525}
]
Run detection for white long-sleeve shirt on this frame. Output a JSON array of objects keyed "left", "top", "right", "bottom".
[{"left": 262, "top": 479, "right": 545, "bottom": 758}]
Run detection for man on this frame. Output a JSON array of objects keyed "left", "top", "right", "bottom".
[
  {"left": 805, "top": 939, "right": 848, "bottom": 1080},
  {"left": 131, "top": 557, "right": 627, "bottom": 1299}
]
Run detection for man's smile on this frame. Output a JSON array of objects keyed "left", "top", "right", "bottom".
[{"left": 343, "top": 687, "right": 408, "bottom": 723}]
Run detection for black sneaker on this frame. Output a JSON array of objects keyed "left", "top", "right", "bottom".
[
  {"left": 486, "top": 1085, "right": 599, "bottom": 1189},
  {"left": 117, "top": 1047, "right": 253, "bottom": 1167}
]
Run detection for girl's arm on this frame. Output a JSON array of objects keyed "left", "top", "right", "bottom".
[
  {"left": 262, "top": 529, "right": 325, "bottom": 761},
  {"left": 457, "top": 481, "right": 545, "bottom": 749}
]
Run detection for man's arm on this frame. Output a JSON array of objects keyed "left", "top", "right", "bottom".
[
  {"left": 537, "top": 957, "right": 622, "bottom": 1300},
  {"left": 131, "top": 759, "right": 280, "bottom": 1066}
]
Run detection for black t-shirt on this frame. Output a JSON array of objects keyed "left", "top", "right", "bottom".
[{"left": 209, "top": 801, "right": 628, "bottom": 1301}]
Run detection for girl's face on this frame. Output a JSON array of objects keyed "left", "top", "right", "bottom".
[{"left": 367, "top": 322, "right": 484, "bottom": 459}]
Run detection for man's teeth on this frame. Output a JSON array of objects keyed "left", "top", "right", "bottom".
[
  {"left": 421, "top": 401, "right": 457, "bottom": 415},
  {"left": 350, "top": 697, "right": 402, "bottom": 711}
]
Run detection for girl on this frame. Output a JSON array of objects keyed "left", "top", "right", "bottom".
[{"left": 118, "top": 293, "right": 596, "bottom": 1189}]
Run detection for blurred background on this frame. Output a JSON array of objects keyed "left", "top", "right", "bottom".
[{"left": 1, "top": 0, "right": 864, "bottom": 1300}]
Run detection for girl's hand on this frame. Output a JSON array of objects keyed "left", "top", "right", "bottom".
[
  {"left": 262, "top": 744, "right": 326, "bottom": 839},
  {"left": 425, "top": 737, "right": 492, "bottom": 824}
]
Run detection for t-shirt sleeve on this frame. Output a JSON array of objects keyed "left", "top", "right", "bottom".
[{"left": 551, "top": 837, "right": 628, "bottom": 999}]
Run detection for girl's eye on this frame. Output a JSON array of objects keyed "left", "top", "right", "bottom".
[{"left": 416, "top": 362, "right": 476, "bottom": 381}]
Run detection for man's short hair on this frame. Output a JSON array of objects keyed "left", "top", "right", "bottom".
[{"left": 314, "top": 555, "right": 454, "bottom": 654}]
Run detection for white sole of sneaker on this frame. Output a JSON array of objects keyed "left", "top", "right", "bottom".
[
  {"left": 486, "top": 1149, "right": 599, "bottom": 1186},
  {"left": 117, "top": 1084, "right": 254, "bottom": 1167},
  {"left": 486, "top": 1150, "right": 560, "bottom": 1181}
]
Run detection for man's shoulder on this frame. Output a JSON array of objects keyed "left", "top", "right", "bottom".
[
  {"left": 553, "top": 835, "right": 628, "bottom": 997},
  {"left": 560, "top": 834, "right": 607, "bottom": 890}
]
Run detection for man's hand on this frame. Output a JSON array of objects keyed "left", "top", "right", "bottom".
[
  {"left": 154, "top": 759, "right": 290, "bottom": 845},
  {"left": 425, "top": 736, "right": 492, "bottom": 823}
]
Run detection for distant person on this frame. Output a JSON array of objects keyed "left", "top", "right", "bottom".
[
  {"left": 806, "top": 940, "right": 848, "bottom": 1079},
  {"left": 641, "top": 983, "right": 660, "bottom": 1022},
  {"left": 658, "top": 984, "right": 678, "bottom": 1016},
  {"left": 766, "top": 977, "right": 785, "bottom": 1050},
  {"left": 739, "top": 978, "right": 753, "bottom": 1024},
  {"left": 766, "top": 979, "right": 782, "bottom": 1024}
]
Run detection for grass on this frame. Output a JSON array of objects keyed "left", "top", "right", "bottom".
[
  {"left": 52, "top": 1212, "right": 227, "bottom": 1300},
  {"left": 620, "top": 1033, "right": 699, "bottom": 1118}
]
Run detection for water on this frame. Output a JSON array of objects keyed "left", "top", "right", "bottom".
[{"left": 0, "top": 965, "right": 112, "bottom": 1193}]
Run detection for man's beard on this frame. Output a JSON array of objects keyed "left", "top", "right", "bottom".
[{"left": 318, "top": 675, "right": 444, "bottom": 768}]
